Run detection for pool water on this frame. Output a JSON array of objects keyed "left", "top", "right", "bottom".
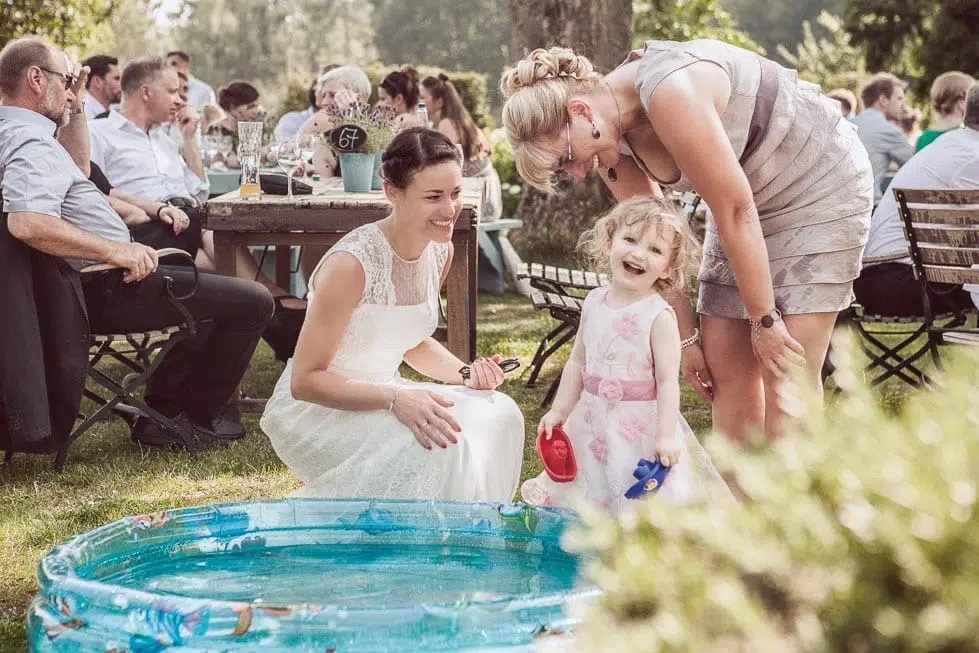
[{"left": 29, "top": 499, "right": 598, "bottom": 652}]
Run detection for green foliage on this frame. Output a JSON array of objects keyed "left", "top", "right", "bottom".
[
  {"left": 778, "top": 12, "right": 867, "bottom": 96},
  {"left": 722, "top": 0, "right": 838, "bottom": 64},
  {"left": 0, "top": 0, "right": 118, "bottom": 49},
  {"left": 489, "top": 128, "right": 522, "bottom": 218},
  {"left": 276, "top": 76, "right": 315, "bottom": 120},
  {"left": 841, "top": 0, "right": 978, "bottom": 97},
  {"left": 633, "top": 0, "right": 762, "bottom": 54},
  {"left": 371, "top": 0, "right": 511, "bottom": 113},
  {"left": 79, "top": 0, "right": 168, "bottom": 64},
  {"left": 567, "top": 335, "right": 979, "bottom": 652},
  {"left": 363, "top": 65, "right": 493, "bottom": 130}
]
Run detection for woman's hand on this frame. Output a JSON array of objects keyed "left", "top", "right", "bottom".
[
  {"left": 751, "top": 320, "right": 806, "bottom": 378},
  {"left": 680, "top": 342, "right": 714, "bottom": 401},
  {"left": 537, "top": 410, "right": 565, "bottom": 439},
  {"left": 390, "top": 388, "right": 461, "bottom": 451},
  {"left": 462, "top": 355, "right": 505, "bottom": 391}
]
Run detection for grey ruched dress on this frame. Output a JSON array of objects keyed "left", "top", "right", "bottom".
[{"left": 622, "top": 39, "right": 874, "bottom": 319}]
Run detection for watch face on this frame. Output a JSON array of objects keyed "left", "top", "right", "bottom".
[{"left": 761, "top": 314, "right": 775, "bottom": 328}]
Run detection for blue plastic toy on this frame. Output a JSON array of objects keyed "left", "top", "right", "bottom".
[{"left": 625, "top": 458, "right": 671, "bottom": 499}]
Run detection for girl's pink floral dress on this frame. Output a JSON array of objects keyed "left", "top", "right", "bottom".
[{"left": 521, "top": 288, "right": 731, "bottom": 514}]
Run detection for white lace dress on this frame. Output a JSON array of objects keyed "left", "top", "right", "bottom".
[{"left": 260, "top": 223, "right": 525, "bottom": 500}]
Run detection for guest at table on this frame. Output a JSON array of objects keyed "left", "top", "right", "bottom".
[
  {"left": 378, "top": 66, "right": 424, "bottom": 129},
  {"left": 274, "top": 79, "right": 318, "bottom": 143},
  {"left": 166, "top": 50, "right": 215, "bottom": 110},
  {"left": 208, "top": 80, "right": 264, "bottom": 168},
  {"left": 916, "top": 71, "right": 975, "bottom": 152},
  {"left": 80, "top": 54, "right": 121, "bottom": 120},
  {"left": 261, "top": 127, "right": 524, "bottom": 500}
]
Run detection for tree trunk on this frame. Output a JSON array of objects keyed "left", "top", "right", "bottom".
[{"left": 507, "top": 0, "right": 632, "bottom": 261}]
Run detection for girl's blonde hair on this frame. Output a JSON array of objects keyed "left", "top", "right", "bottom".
[
  {"left": 578, "top": 196, "right": 700, "bottom": 293},
  {"left": 500, "top": 47, "right": 602, "bottom": 193}
]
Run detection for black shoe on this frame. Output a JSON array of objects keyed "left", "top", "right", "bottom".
[
  {"left": 201, "top": 414, "right": 245, "bottom": 441},
  {"left": 131, "top": 412, "right": 221, "bottom": 451},
  {"left": 263, "top": 296, "right": 306, "bottom": 362}
]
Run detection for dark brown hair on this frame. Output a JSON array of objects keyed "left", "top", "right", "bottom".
[
  {"left": 380, "top": 66, "right": 419, "bottom": 109},
  {"left": 0, "top": 37, "right": 54, "bottom": 99},
  {"left": 380, "top": 127, "right": 460, "bottom": 189},
  {"left": 860, "top": 72, "right": 906, "bottom": 109},
  {"left": 82, "top": 54, "right": 118, "bottom": 88},
  {"left": 218, "top": 81, "right": 259, "bottom": 111},
  {"left": 421, "top": 73, "right": 486, "bottom": 160}
]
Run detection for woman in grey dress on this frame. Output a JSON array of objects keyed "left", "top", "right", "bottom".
[{"left": 500, "top": 40, "right": 873, "bottom": 440}]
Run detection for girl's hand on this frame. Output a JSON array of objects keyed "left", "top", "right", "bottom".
[
  {"left": 462, "top": 354, "right": 505, "bottom": 391},
  {"left": 654, "top": 432, "right": 682, "bottom": 467},
  {"left": 390, "top": 388, "right": 461, "bottom": 451},
  {"left": 751, "top": 320, "right": 806, "bottom": 379},
  {"left": 537, "top": 411, "right": 565, "bottom": 439},
  {"left": 680, "top": 342, "right": 714, "bottom": 401}
]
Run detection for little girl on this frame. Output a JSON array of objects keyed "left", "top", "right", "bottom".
[{"left": 521, "top": 197, "right": 732, "bottom": 514}]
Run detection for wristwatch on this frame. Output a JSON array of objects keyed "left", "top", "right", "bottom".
[
  {"left": 68, "top": 106, "right": 84, "bottom": 116},
  {"left": 749, "top": 307, "right": 782, "bottom": 329}
]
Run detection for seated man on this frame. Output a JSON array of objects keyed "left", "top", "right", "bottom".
[
  {"left": 854, "top": 82, "right": 979, "bottom": 317},
  {"left": 80, "top": 53, "right": 121, "bottom": 120},
  {"left": 0, "top": 36, "right": 274, "bottom": 446}
]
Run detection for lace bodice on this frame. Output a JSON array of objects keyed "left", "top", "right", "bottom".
[{"left": 309, "top": 222, "right": 450, "bottom": 383}]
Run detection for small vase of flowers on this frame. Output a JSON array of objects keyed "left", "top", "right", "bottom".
[{"left": 321, "top": 102, "right": 399, "bottom": 192}]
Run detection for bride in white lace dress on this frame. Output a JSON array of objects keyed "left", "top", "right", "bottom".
[{"left": 260, "top": 128, "right": 524, "bottom": 500}]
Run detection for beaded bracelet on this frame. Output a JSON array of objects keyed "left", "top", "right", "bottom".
[{"left": 679, "top": 328, "right": 700, "bottom": 350}]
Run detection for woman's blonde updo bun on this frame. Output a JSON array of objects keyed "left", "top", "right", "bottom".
[
  {"left": 500, "top": 47, "right": 600, "bottom": 98},
  {"left": 500, "top": 47, "right": 603, "bottom": 192}
]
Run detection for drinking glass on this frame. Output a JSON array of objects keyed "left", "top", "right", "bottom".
[
  {"left": 271, "top": 139, "right": 302, "bottom": 199},
  {"left": 202, "top": 134, "right": 221, "bottom": 167}
]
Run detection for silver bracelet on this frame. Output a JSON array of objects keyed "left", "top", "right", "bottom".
[{"left": 679, "top": 328, "right": 700, "bottom": 350}]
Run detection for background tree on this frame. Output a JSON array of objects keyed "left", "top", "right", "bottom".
[
  {"left": 372, "top": 0, "right": 511, "bottom": 114},
  {"left": 0, "top": 0, "right": 117, "bottom": 49},
  {"left": 634, "top": 0, "right": 762, "bottom": 53},
  {"left": 81, "top": 0, "right": 167, "bottom": 63},
  {"left": 722, "top": 0, "right": 837, "bottom": 64},
  {"left": 778, "top": 12, "right": 867, "bottom": 101},
  {"left": 506, "top": 0, "right": 632, "bottom": 259},
  {"left": 841, "top": 0, "right": 978, "bottom": 97}
]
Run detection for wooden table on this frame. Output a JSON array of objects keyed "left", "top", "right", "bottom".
[{"left": 205, "top": 177, "right": 484, "bottom": 389}]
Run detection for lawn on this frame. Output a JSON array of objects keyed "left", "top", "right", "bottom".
[{"left": 0, "top": 292, "right": 920, "bottom": 652}]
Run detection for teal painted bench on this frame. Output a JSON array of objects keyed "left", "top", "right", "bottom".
[{"left": 478, "top": 218, "right": 523, "bottom": 294}]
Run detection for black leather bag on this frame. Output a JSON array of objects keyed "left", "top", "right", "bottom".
[{"left": 260, "top": 173, "right": 312, "bottom": 195}]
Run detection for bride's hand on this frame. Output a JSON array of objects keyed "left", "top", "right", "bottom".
[
  {"left": 463, "top": 355, "right": 505, "bottom": 391},
  {"left": 391, "top": 388, "right": 461, "bottom": 451}
]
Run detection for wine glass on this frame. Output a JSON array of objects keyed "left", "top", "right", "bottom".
[
  {"left": 297, "top": 133, "right": 316, "bottom": 177},
  {"left": 271, "top": 139, "right": 302, "bottom": 199},
  {"left": 217, "top": 134, "right": 234, "bottom": 161},
  {"left": 202, "top": 134, "right": 221, "bottom": 168}
]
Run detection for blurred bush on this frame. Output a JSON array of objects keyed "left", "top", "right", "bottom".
[{"left": 566, "top": 335, "right": 979, "bottom": 653}]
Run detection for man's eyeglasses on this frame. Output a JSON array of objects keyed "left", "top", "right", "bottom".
[{"left": 39, "top": 67, "right": 77, "bottom": 91}]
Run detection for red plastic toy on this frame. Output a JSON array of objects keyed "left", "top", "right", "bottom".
[{"left": 536, "top": 426, "right": 577, "bottom": 483}]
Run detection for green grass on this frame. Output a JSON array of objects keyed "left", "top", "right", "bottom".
[{"left": 0, "top": 292, "right": 931, "bottom": 652}]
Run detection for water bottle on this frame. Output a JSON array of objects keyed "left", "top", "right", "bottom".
[{"left": 416, "top": 102, "right": 430, "bottom": 129}]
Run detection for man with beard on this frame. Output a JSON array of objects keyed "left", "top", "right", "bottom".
[
  {"left": 80, "top": 54, "right": 121, "bottom": 120},
  {"left": 0, "top": 37, "right": 274, "bottom": 447}
]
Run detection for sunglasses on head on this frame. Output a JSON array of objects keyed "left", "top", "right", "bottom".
[{"left": 39, "top": 67, "right": 77, "bottom": 90}]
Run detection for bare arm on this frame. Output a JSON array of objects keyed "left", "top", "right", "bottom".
[
  {"left": 109, "top": 190, "right": 166, "bottom": 218},
  {"left": 650, "top": 309, "right": 681, "bottom": 466},
  {"left": 57, "top": 66, "right": 92, "bottom": 176},
  {"left": 289, "top": 252, "right": 396, "bottom": 410},
  {"left": 106, "top": 195, "right": 152, "bottom": 226},
  {"left": 7, "top": 211, "right": 157, "bottom": 282},
  {"left": 647, "top": 63, "right": 775, "bottom": 320}
]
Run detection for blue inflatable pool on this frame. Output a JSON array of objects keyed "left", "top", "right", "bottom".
[{"left": 28, "top": 499, "right": 598, "bottom": 652}]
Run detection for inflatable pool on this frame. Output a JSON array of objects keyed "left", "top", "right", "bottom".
[{"left": 28, "top": 499, "right": 598, "bottom": 652}]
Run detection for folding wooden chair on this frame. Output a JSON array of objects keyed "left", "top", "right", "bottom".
[
  {"left": 897, "top": 187, "right": 979, "bottom": 368},
  {"left": 3, "top": 250, "right": 205, "bottom": 471},
  {"left": 527, "top": 291, "right": 584, "bottom": 406}
]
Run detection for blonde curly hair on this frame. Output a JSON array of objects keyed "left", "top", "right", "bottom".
[
  {"left": 500, "top": 47, "right": 602, "bottom": 192},
  {"left": 578, "top": 196, "right": 700, "bottom": 293}
]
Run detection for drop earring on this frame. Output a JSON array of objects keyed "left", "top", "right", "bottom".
[{"left": 591, "top": 122, "right": 600, "bottom": 139}]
